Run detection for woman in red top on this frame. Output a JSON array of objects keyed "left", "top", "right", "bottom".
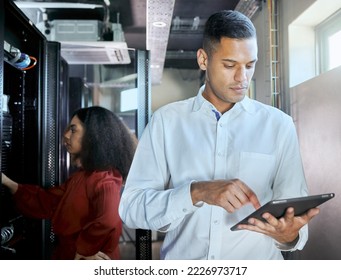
[{"left": 1, "top": 106, "right": 136, "bottom": 260}]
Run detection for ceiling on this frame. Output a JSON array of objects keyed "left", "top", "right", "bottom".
[{"left": 13, "top": 0, "right": 261, "bottom": 83}]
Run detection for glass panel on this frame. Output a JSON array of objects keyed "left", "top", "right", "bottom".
[
  {"left": 328, "top": 30, "right": 341, "bottom": 70},
  {"left": 316, "top": 9, "right": 341, "bottom": 74},
  {"left": 94, "top": 50, "right": 135, "bottom": 132},
  {"left": 66, "top": 49, "right": 140, "bottom": 260}
]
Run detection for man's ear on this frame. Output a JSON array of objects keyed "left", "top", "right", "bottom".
[{"left": 197, "top": 49, "right": 207, "bottom": 71}]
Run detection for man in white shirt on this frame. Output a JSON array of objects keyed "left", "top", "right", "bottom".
[{"left": 119, "top": 10, "right": 320, "bottom": 259}]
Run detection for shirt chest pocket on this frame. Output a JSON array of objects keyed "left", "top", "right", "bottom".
[{"left": 238, "top": 152, "right": 276, "bottom": 195}]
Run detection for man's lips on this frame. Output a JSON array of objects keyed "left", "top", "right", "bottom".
[
  {"left": 230, "top": 85, "right": 248, "bottom": 93},
  {"left": 230, "top": 84, "right": 248, "bottom": 90}
]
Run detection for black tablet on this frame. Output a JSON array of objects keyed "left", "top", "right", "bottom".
[{"left": 230, "top": 193, "right": 335, "bottom": 231}]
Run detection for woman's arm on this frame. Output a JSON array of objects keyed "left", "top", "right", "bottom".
[
  {"left": 1, "top": 173, "right": 19, "bottom": 194},
  {"left": 2, "top": 172, "right": 67, "bottom": 219},
  {"left": 74, "top": 251, "right": 110, "bottom": 260}
]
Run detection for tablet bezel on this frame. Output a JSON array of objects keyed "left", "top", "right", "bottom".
[{"left": 230, "top": 193, "right": 335, "bottom": 231}]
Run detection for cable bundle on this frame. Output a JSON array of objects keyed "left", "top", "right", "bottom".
[
  {"left": 1, "top": 226, "right": 14, "bottom": 245},
  {"left": 9, "top": 47, "right": 37, "bottom": 71}
]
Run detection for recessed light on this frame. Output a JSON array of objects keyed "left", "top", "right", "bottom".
[
  {"left": 151, "top": 64, "right": 161, "bottom": 69},
  {"left": 152, "top": 21, "right": 167, "bottom": 28}
]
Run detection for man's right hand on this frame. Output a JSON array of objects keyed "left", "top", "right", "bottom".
[{"left": 190, "top": 179, "right": 260, "bottom": 213}]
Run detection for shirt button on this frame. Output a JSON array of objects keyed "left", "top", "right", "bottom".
[
  {"left": 182, "top": 208, "right": 187, "bottom": 213},
  {"left": 213, "top": 220, "right": 220, "bottom": 225},
  {"left": 210, "top": 255, "right": 215, "bottom": 259},
  {"left": 219, "top": 123, "right": 224, "bottom": 127}
]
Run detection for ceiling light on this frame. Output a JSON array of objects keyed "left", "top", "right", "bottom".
[
  {"left": 152, "top": 21, "right": 167, "bottom": 28},
  {"left": 151, "top": 64, "right": 161, "bottom": 69}
]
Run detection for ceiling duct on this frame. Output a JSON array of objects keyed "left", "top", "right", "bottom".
[
  {"left": 14, "top": 1, "right": 102, "bottom": 9},
  {"left": 60, "top": 41, "right": 131, "bottom": 65},
  {"left": 35, "top": 19, "right": 131, "bottom": 65},
  {"left": 16, "top": 1, "right": 131, "bottom": 65}
]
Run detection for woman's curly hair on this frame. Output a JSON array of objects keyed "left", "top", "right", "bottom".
[{"left": 72, "top": 106, "right": 136, "bottom": 181}]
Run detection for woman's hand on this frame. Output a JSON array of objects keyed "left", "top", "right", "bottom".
[
  {"left": 1, "top": 173, "right": 19, "bottom": 194},
  {"left": 74, "top": 251, "right": 111, "bottom": 260}
]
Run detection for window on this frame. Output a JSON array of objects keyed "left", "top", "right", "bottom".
[{"left": 316, "top": 9, "right": 341, "bottom": 73}]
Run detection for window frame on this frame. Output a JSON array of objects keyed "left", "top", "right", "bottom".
[{"left": 316, "top": 9, "right": 341, "bottom": 73}]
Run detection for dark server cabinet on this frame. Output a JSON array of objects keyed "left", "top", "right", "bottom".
[{"left": 1, "top": 1, "right": 63, "bottom": 259}]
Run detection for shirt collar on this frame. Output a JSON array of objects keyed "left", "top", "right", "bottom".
[{"left": 193, "top": 84, "right": 256, "bottom": 115}]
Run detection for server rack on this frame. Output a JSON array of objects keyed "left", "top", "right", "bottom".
[
  {"left": 0, "top": 1, "right": 62, "bottom": 259},
  {"left": 135, "top": 50, "right": 152, "bottom": 260},
  {"left": 1, "top": 1, "right": 153, "bottom": 260}
]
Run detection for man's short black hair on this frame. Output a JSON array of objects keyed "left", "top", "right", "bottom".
[{"left": 203, "top": 10, "right": 257, "bottom": 56}]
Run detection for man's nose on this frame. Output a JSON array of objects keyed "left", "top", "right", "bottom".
[{"left": 234, "top": 67, "right": 247, "bottom": 82}]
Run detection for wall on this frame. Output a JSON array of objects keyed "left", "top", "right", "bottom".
[
  {"left": 278, "top": 0, "right": 341, "bottom": 259},
  {"left": 248, "top": 0, "right": 341, "bottom": 259},
  {"left": 279, "top": 0, "right": 315, "bottom": 113},
  {"left": 288, "top": 24, "right": 316, "bottom": 87},
  {"left": 151, "top": 68, "right": 201, "bottom": 112},
  {"left": 250, "top": 2, "right": 272, "bottom": 106},
  {"left": 290, "top": 65, "right": 341, "bottom": 259},
  {"left": 279, "top": 0, "right": 341, "bottom": 113}
]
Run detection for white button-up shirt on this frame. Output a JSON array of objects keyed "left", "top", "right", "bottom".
[{"left": 119, "top": 85, "right": 308, "bottom": 259}]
